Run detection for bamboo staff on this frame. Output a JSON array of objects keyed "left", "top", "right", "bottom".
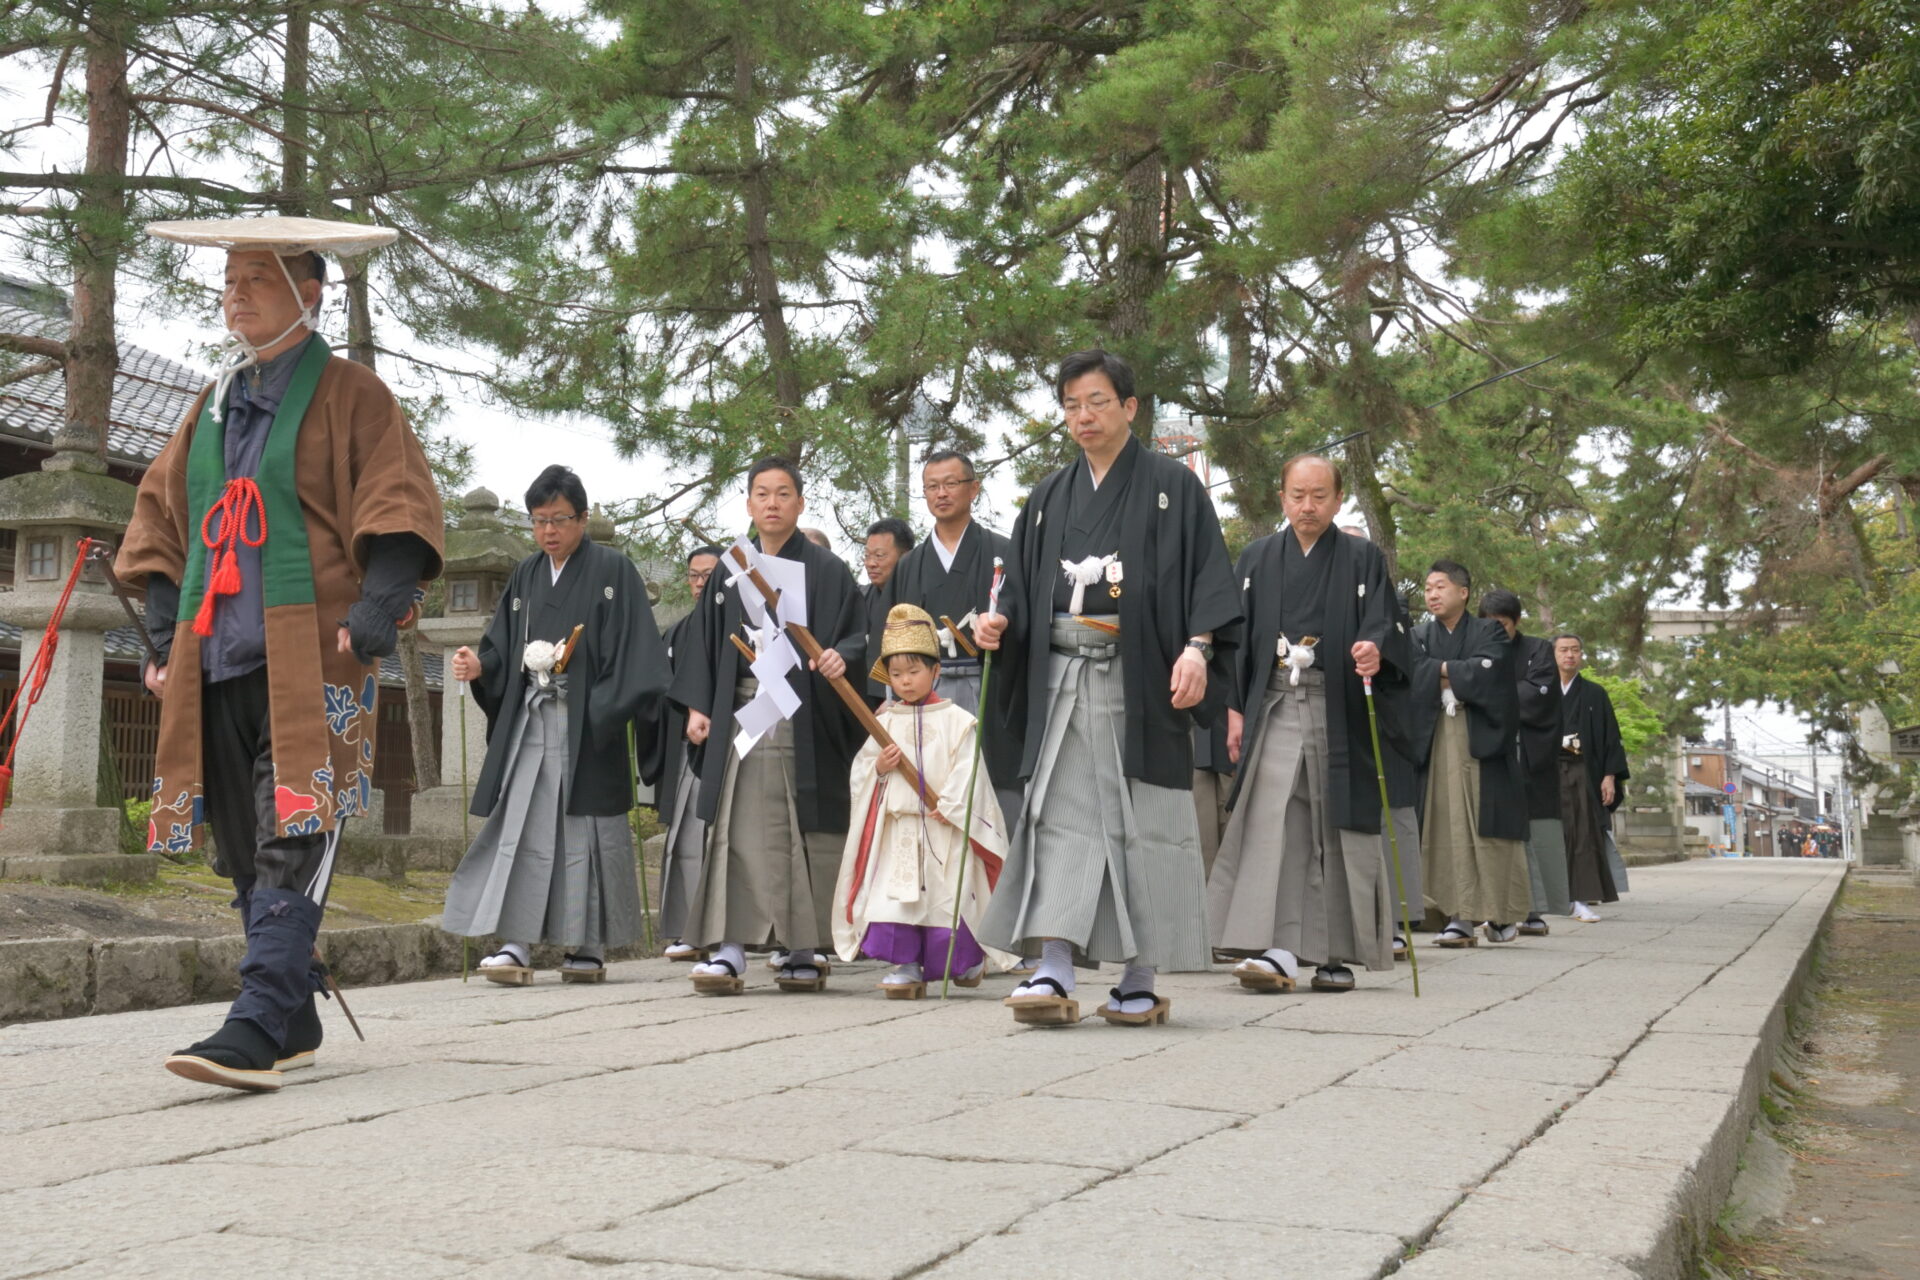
[
  {"left": 940, "top": 559, "right": 1005, "bottom": 998},
  {"left": 1363, "top": 675, "right": 1420, "bottom": 998}
]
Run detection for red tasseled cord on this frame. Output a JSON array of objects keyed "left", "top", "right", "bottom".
[
  {"left": 192, "top": 478, "right": 266, "bottom": 637},
  {"left": 0, "top": 536, "right": 94, "bottom": 822}
]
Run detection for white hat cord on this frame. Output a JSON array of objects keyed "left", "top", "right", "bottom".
[{"left": 212, "top": 250, "right": 318, "bottom": 412}]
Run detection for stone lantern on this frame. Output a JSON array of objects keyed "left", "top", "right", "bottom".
[
  {"left": 407, "top": 487, "right": 532, "bottom": 866},
  {"left": 0, "top": 468, "right": 146, "bottom": 884}
]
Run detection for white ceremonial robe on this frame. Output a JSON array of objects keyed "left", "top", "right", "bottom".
[{"left": 831, "top": 699, "right": 1017, "bottom": 968}]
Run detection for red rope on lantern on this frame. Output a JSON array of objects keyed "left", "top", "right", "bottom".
[
  {"left": 0, "top": 536, "right": 97, "bottom": 817},
  {"left": 191, "top": 477, "right": 266, "bottom": 637}
]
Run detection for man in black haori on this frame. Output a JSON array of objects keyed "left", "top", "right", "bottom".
[
  {"left": 868, "top": 449, "right": 1026, "bottom": 828},
  {"left": 975, "top": 349, "right": 1241, "bottom": 1027},
  {"left": 669, "top": 459, "right": 867, "bottom": 993},
  {"left": 1478, "top": 590, "right": 1572, "bottom": 936},
  {"left": 443, "top": 466, "right": 668, "bottom": 984},
  {"left": 1207, "top": 457, "right": 1413, "bottom": 994},
  {"left": 645, "top": 546, "right": 722, "bottom": 962},
  {"left": 1555, "top": 633, "right": 1628, "bottom": 918},
  {"left": 1411, "top": 561, "right": 1532, "bottom": 947}
]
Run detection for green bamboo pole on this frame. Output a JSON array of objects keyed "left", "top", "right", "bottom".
[{"left": 1363, "top": 675, "right": 1420, "bottom": 997}]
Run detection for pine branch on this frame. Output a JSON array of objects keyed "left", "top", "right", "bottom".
[
  {"left": 0, "top": 356, "right": 60, "bottom": 387},
  {"left": 0, "top": 332, "right": 66, "bottom": 361}
]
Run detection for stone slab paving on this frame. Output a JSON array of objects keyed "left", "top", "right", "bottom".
[{"left": 0, "top": 859, "right": 1842, "bottom": 1279}]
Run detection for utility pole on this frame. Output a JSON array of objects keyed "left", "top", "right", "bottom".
[{"left": 1807, "top": 736, "right": 1820, "bottom": 817}]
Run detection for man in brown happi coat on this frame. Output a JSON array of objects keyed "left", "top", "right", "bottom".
[{"left": 118, "top": 217, "right": 444, "bottom": 1092}]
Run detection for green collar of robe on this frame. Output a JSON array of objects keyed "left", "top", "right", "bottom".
[{"left": 178, "top": 338, "right": 329, "bottom": 620}]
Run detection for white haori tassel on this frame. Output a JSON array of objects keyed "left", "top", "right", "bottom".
[
  {"left": 1441, "top": 686, "right": 1460, "bottom": 717},
  {"left": 1060, "top": 554, "right": 1116, "bottom": 614},
  {"left": 523, "top": 639, "right": 560, "bottom": 689},
  {"left": 1276, "top": 635, "right": 1316, "bottom": 685}
]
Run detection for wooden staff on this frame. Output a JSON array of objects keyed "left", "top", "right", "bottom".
[{"left": 727, "top": 546, "right": 928, "bottom": 797}]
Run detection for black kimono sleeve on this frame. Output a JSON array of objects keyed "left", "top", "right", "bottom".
[
  {"left": 1440, "top": 621, "right": 1514, "bottom": 712},
  {"left": 1591, "top": 682, "right": 1631, "bottom": 810},
  {"left": 668, "top": 574, "right": 719, "bottom": 719},
  {"left": 1359, "top": 543, "right": 1411, "bottom": 687},
  {"left": 1230, "top": 541, "right": 1263, "bottom": 714},
  {"left": 1513, "top": 636, "right": 1562, "bottom": 820},
  {"left": 586, "top": 555, "right": 668, "bottom": 753},
  {"left": 1183, "top": 481, "right": 1245, "bottom": 732},
  {"left": 471, "top": 565, "right": 520, "bottom": 730}
]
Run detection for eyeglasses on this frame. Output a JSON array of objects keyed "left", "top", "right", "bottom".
[
  {"left": 1061, "top": 395, "right": 1116, "bottom": 414},
  {"left": 921, "top": 479, "right": 977, "bottom": 495},
  {"left": 530, "top": 514, "right": 582, "bottom": 530}
]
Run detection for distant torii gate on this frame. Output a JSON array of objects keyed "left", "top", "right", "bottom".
[{"left": 1643, "top": 608, "right": 1810, "bottom": 643}]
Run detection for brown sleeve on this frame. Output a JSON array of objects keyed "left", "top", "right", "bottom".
[
  {"left": 113, "top": 392, "right": 205, "bottom": 590},
  {"left": 344, "top": 372, "right": 447, "bottom": 580}
]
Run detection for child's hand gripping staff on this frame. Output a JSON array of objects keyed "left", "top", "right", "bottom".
[
  {"left": 942, "top": 558, "right": 1005, "bottom": 998},
  {"left": 1363, "top": 675, "right": 1420, "bottom": 998}
]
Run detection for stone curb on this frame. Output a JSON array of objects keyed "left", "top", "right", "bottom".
[
  {"left": 1396, "top": 864, "right": 1846, "bottom": 1280},
  {"left": 0, "top": 924, "right": 657, "bottom": 1027}
]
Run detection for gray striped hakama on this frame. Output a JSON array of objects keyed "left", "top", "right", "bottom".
[
  {"left": 977, "top": 616, "right": 1212, "bottom": 972},
  {"left": 1208, "top": 668, "right": 1395, "bottom": 972},
  {"left": 684, "top": 678, "right": 843, "bottom": 954},
  {"left": 1388, "top": 806, "right": 1422, "bottom": 928},
  {"left": 1193, "top": 768, "right": 1232, "bottom": 881},
  {"left": 1525, "top": 818, "right": 1573, "bottom": 917},
  {"left": 1420, "top": 710, "right": 1533, "bottom": 925},
  {"left": 656, "top": 762, "right": 705, "bottom": 941},
  {"left": 443, "top": 676, "right": 642, "bottom": 952}
]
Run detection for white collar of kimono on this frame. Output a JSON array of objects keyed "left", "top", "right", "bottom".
[
  {"left": 933, "top": 521, "right": 967, "bottom": 570},
  {"left": 213, "top": 252, "right": 320, "bottom": 413}
]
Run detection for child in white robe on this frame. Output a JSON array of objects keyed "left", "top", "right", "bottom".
[{"left": 832, "top": 605, "right": 1014, "bottom": 996}]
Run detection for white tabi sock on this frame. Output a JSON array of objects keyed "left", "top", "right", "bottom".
[
  {"left": 1260, "top": 948, "right": 1300, "bottom": 979},
  {"left": 883, "top": 963, "right": 924, "bottom": 986},
  {"left": 695, "top": 942, "right": 746, "bottom": 977},
  {"left": 480, "top": 942, "right": 531, "bottom": 968},
  {"left": 1022, "top": 938, "right": 1076, "bottom": 995},
  {"left": 562, "top": 947, "right": 603, "bottom": 970},
  {"left": 1109, "top": 963, "right": 1157, "bottom": 1014}
]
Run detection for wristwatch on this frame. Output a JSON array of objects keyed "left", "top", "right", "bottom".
[{"left": 1184, "top": 639, "right": 1213, "bottom": 661}]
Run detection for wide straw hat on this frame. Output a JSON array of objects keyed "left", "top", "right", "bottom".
[
  {"left": 145, "top": 215, "right": 397, "bottom": 257},
  {"left": 868, "top": 603, "right": 941, "bottom": 684}
]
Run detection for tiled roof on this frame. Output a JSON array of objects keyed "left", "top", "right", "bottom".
[
  {"left": 0, "top": 616, "right": 443, "bottom": 690},
  {"left": 0, "top": 301, "right": 205, "bottom": 466}
]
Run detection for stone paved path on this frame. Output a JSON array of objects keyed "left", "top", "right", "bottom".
[{"left": 0, "top": 859, "right": 1843, "bottom": 1280}]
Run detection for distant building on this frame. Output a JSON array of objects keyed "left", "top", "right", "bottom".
[{"left": 1681, "top": 744, "right": 1838, "bottom": 857}]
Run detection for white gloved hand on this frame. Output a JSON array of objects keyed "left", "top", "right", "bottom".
[{"left": 1441, "top": 686, "right": 1460, "bottom": 717}]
